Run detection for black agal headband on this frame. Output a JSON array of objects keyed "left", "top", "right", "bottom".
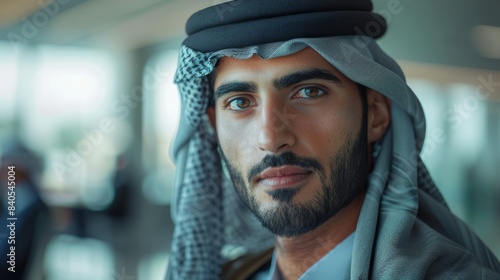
[{"left": 183, "top": 0, "right": 387, "bottom": 52}]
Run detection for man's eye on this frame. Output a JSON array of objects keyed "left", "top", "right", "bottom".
[
  {"left": 227, "top": 97, "right": 253, "bottom": 111},
  {"left": 294, "top": 87, "right": 326, "bottom": 99}
]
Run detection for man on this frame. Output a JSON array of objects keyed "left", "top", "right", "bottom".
[{"left": 167, "top": 1, "right": 500, "bottom": 279}]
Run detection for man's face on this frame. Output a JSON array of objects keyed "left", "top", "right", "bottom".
[{"left": 209, "top": 48, "right": 369, "bottom": 237}]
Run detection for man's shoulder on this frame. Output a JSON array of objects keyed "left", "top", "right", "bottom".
[{"left": 221, "top": 247, "right": 274, "bottom": 280}]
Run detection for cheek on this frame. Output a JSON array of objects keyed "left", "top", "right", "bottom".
[
  {"left": 216, "top": 121, "right": 257, "bottom": 169},
  {"left": 295, "top": 106, "right": 359, "bottom": 158}
]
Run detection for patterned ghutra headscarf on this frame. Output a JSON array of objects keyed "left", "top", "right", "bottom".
[{"left": 166, "top": 1, "right": 500, "bottom": 279}]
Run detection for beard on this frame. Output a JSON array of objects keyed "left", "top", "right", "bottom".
[{"left": 220, "top": 119, "right": 368, "bottom": 238}]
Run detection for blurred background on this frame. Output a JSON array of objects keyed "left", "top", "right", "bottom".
[{"left": 0, "top": 0, "right": 499, "bottom": 279}]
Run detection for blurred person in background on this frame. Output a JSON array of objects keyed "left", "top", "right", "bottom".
[
  {"left": 166, "top": 0, "right": 500, "bottom": 279},
  {"left": 0, "top": 137, "right": 48, "bottom": 280}
]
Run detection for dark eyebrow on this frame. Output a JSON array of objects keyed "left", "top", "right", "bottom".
[
  {"left": 213, "top": 81, "right": 257, "bottom": 100},
  {"left": 273, "top": 68, "right": 343, "bottom": 90},
  {"left": 212, "top": 68, "right": 342, "bottom": 101}
]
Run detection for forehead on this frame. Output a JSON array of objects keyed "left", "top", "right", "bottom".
[{"left": 213, "top": 47, "right": 351, "bottom": 85}]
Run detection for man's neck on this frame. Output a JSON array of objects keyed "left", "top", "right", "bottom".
[{"left": 274, "top": 191, "right": 365, "bottom": 280}]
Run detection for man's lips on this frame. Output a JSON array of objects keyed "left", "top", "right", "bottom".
[{"left": 255, "top": 166, "right": 313, "bottom": 189}]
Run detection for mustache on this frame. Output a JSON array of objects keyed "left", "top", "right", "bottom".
[{"left": 247, "top": 152, "right": 324, "bottom": 183}]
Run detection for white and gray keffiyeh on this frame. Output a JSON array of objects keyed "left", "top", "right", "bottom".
[{"left": 166, "top": 36, "right": 500, "bottom": 279}]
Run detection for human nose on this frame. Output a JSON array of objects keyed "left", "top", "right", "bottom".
[{"left": 257, "top": 102, "right": 296, "bottom": 153}]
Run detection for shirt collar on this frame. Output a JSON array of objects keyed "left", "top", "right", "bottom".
[{"left": 266, "top": 231, "right": 356, "bottom": 280}]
